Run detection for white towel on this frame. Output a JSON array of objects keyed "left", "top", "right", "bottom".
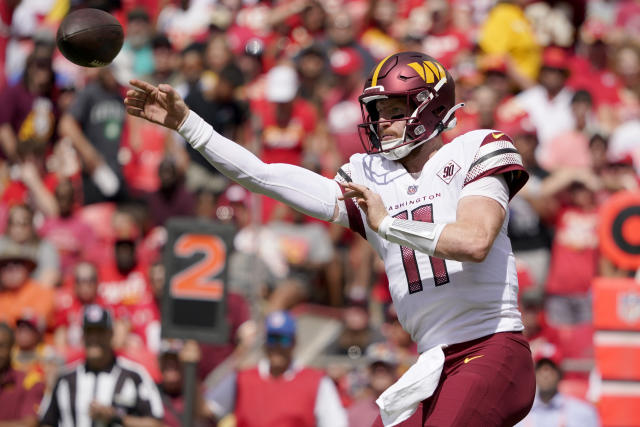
[{"left": 376, "top": 344, "right": 446, "bottom": 426}]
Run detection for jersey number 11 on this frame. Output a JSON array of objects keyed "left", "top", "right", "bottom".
[{"left": 393, "top": 204, "right": 450, "bottom": 294}]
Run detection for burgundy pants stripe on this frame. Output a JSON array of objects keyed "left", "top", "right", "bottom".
[{"left": 372, "top": 332, "right": 536, "bottom": 427}]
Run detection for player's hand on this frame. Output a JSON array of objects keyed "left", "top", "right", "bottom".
[
  {"left": 339, "top": 182, "right": 388, "bottom": 232},
  {"left": 125, "top": 79, "right": 189, "bottom": 131}
]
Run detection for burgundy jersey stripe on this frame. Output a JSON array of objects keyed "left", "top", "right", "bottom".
[{"left": 340, "top": 186, "right": 367, "bottom": 240}]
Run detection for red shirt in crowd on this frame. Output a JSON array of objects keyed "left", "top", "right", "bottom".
[
  {"left": 235, "top": 365, "right": 325, "bottom": 427},
  {"left": 40, "top": 214, "right": 98, "bottom": 281},
  {"left": 422, "top": 29, "right": 472, "bottom": 70},
  {"left": 251, "top": 98, "right": 317, "bottom": 167},
  {"left": 545, "top": 207, "right": 600, "bottom": 296},
  {"left": 2, "top": 173, "right": 58, "bottom": 207},
  {"left": 98, "top": 262, "right": 155, "bottom": 309},
  {"left": 0, "top": 368, "right": 44, "bottom": 422},
  {"left": 53, "top": 287, "right": 106, "bottom": 349},
  {"left": 251, "top": 97, "right": 317, "bottom": 221}
]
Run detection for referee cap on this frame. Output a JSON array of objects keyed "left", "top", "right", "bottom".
[{"left": 83, "top": 305, "right": 113, "bottom": 330}]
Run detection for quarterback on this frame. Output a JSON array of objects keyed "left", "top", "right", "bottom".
[{"left": 125, "top": 52, "right": 536, "bottom": 426}]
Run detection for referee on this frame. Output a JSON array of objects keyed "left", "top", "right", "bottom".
[{"left": 40, "top": 305, "right": 164, "bottom": 427}]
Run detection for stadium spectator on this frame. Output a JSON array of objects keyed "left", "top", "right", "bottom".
[
  {"left": 156, "top": 0, "right": 214, "bottom": 52},
  {"left": 53, "top": 261, "right": 103, "bottom": 352},
  {"left": 541, "top": 90, "right": 597, "bottom": 172},
  {"left": 360, "top": 0, "right": 402, "bottom": 61},
  {"left": 0, "top": 240, "right": 54, "bottom": 327},
  {"left": 204, "top": 33, "right": 238, "bottom": 75},
  {"left": 1, "top": 137, "right": 59, "bottom": 218},
  {"left": 12, "top": 310, "right": 49, "bottom": 374},
  {"left": 506, "top": 117, "right": 553, "bottom": 289},
  {"left": 542, "top": 169, "right": 602, "bottom": 325},
  {"left": 324, "top": 11, "right": 376, "bottom": 73},
  {"left": 520, "top": 292, "right": 560, "bottom": 358},
  {"left": 419, "top": 0, "right": 473, "bottom": 70},
  {"left": 184, "top": 63, "right": 247, "bottom": 193},
  {"left": 158, "top": 339, "right": 212, "bottom": 427},
  {"left": 113, "top": 8, "right": 154, "bottom": 84},
  {"left": 204, "top": 311, "right": 347, "bottom": 427},
  {"left": 175, "top": 42, "right": 205, "bottom": 100},
  {"left": 516, "top": 344, "right": 600, "bottom": 427},
  {"left": 40, "top": 305, "right": 164, "bottom": 427},
  {"left": 296, "top": 44, "right": 330, "bottom": 110},
  {"left": 58, "top": 67, "right": 127, "bottom": 204},
  {"left": 348, "top": 343, "right": 399, "bottom": 427},
  {"left": 144, "top": 157, "right": 195, "bottom": 227},
  {"left": 478, "top": 0, "right": 540, "bottom": 87},
  {"left": 0, "top": 204, "right": 60, "bottom": 287},
  {"left": 197, "top": 291, "right": 252, "bottom": 381},
  {"left": 250, "top": 64, "right": 318, "bottom": 220},
  {"left": 124, "top": 34, "right": 183, "bottom": 194},
  {"left": 0, "top": 322, "right": 45, "bottom": 425},
  {"left": 0, "top": 52, "right": 56, "bottom": 162},
  {"left": 325, "top": 47, "right": 366, "bottom": 163},
  {"left": 514, "top": 47, "right": 575, "bottom": 162},
  {"left": 39, "top": 179, "right": 98, "bottom": 280},
  {"left": 143, "top": 34, "right": 181, "bottom": 87}
]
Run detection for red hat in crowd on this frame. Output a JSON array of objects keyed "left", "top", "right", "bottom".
[
  {"left": 16, "top": 310, "right": 46, "bottom": 334},
  {"left": 496, "top": 106, "right": 536, "bottom": 138},
  {"left": 330, "top": 48, "right": 362, "bottom": 76},
  {"left": 542, "top": 47, "right": 570, "bottom": 70},
  {"left": 533, "top": 342, "right": 563, "bottom": 368},
  {"left": 478, "top": 54, "right": 508, "bottom": 74}
]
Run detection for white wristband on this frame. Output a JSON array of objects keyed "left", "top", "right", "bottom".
[
  {"left": 377, "top": 215, "right": 393, "bottom": 239},
  {"left": 378, "top": 216, "right": 446, "bottom": 256}
]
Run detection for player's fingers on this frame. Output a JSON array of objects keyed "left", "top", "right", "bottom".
[
  {"left": 342, "top": 182, "right": 371, "bottom": 196},
  {"left": 340, "top": 189, "right": 363, "bottom": 199},
  {"left": 124, "top": 98, "right": 145, "bottom": 109},
  {"left": 125, "top": 106, "right": 144, "bottom": 118},
  {"left": 129, "top": 79, "right": 156, "bottom": 93},
  {"left": 126, "top": 89, "right": 147, "bottom": 100},
  {"left": 158, "top": 84, "right": 180, "bottom": 101}
]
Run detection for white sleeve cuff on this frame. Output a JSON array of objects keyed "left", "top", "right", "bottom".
[
  {"left": 377, "top": 215, "right": 393, "bottom": 239},
  {"left": 177, "top": 110, "right": 214, "bottom": 150}
]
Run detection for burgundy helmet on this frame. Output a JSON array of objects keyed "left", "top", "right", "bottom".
[{"left": 358, "top": 52, "right": 462, "bottom": 160}]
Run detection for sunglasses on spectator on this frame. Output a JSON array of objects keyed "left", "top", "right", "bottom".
[{"left": 266, "top": 334, "right": 294, "bottom": 347}]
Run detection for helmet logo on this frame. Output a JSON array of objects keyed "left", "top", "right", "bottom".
[{"left": 408, "top": 61, "right": 446, "bottom": 84}]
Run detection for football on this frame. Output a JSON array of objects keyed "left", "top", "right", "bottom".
[{"left": 56, "top": 8, "right": 124, "bottom": 67}]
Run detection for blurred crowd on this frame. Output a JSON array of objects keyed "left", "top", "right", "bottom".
[{"left": 0, "top": 0, "right": 639, "bottom": 425}]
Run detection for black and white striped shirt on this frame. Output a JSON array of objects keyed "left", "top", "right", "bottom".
[{"left": 40, "top": 357, "right": 164, "bottom": 427}]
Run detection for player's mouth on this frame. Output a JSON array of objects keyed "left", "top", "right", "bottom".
[{"left": 381, "top": 134, "right": 399, "bottom": 141}]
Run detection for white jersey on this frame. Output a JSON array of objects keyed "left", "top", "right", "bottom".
[{"left": 335, "top": 129, "right": 529, "bottom": 352}]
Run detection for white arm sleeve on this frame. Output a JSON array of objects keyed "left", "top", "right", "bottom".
[{"left": 178, "top": 110, "right": 341, "bottom": 221}]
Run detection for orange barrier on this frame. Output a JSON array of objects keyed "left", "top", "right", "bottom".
[
  {"left": 593, "top": 277, "right": 640, "bottom": 426},
  {"left": 593, "top": 278, "right": 640, "bottom": 331},
  {"left": 599, "top": 393, "right": 640, "bottom": 427}
]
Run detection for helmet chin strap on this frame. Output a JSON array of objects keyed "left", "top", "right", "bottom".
[{"left": 380, "top": 103, "right": 465, "bottom": 161}]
